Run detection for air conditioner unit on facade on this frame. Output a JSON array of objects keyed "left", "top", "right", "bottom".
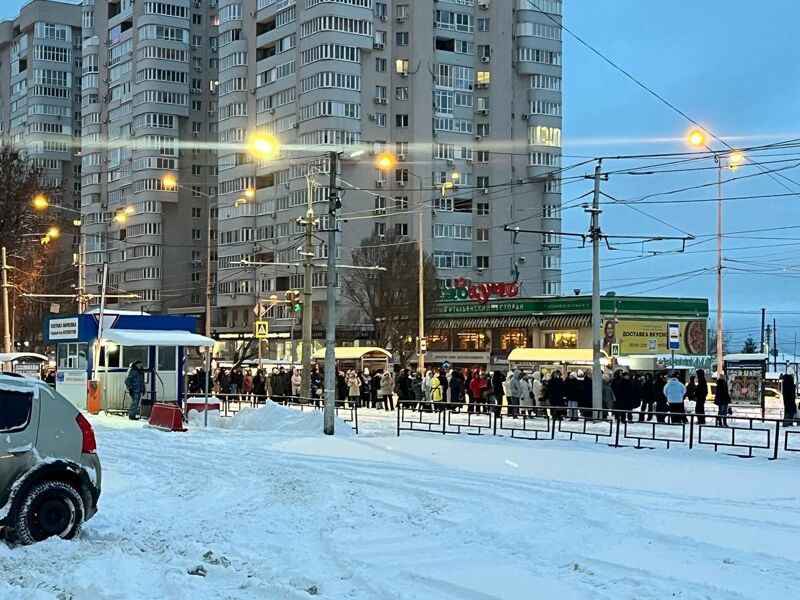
[
  {"left": 481, "top": 56, "right": 490, "bottom": 63},
  {"left": 376, "top": 180, "right": 384, "bottom": 187},
  {"left": 398, "top": 154, "right": 406, "bottom": 161},
  {"left": 373, "top": 42, "right": 385, "bottom": 50}
]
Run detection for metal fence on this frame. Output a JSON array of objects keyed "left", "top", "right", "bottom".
[{"left": 396, "top": 401, "right": 798, "bottom": 460}]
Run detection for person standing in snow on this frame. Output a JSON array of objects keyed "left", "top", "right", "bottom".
[
  {"left": 602, "top": 373, "right": 616, "bottom": 419},
  {"left": 449, "top": 370, "right": 465, "bottom": 411},
  {"left": 654, "top": 373, "right": 669, "bottom": 422},
  {"left": 469, "top": 371, "right": 485, "bottom": 413},
  {"left": 532, "top": 371, "right": 545, "bottom": 417},
  {"left": 639, "top": 373, "right": 655, "bottom": 421},
  {"left": 291, "top": 368, "right": 302, "bottom": 400},
  {"left": 242, "top": 369, "right": 254, "bottom": 402},
  {"left": 492, "top": 370, "right": 505, "bottom": 416},
  {"left": 519, "top": 372, "right": 533, "bottom": 416},
  {"left": 548, "top": 370, "right": 565, "bottom": 420},
  {"left": 423, "top": 370, "right": 433, "bottom": 404},
  {"left": 663, "top": 371, "right": 687, "bottom": 424},
  {"left": 781, "top": 369, "right": 797, "bottom": 425},
  {"left": 714, "top": 372, "right": 731, "bottom": 427},
  {"left": 508, "top": 370, "right": 522, "bottom": 418},
  {"left": 694, "top": 369, "right": 708, "bottom": 424},
  {"left": 336, "top": 371, "right": 348, "bottom": 402},
  {"left": 125, "top": 360, "right": 146, "bottom": 420},
  {"left": 310, "top": 367, "right": 323, "bottom": 406},
  {"left": 379, "top": 370, "right": 394, "bottom": 410},
  {"left": 565, "top": 371, "right": 581, "bottom": 421},
  {"left": 346, "top": 370, "right": 361, "bottom": 407}
]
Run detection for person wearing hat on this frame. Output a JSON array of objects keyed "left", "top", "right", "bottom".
[
  {"left": 125, "top": 360, "right": 146, "bottom": 420},
  {"left": 781, "top": 368, "right": 797, "bottom": 426}
]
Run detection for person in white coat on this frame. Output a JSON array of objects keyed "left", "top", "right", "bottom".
[
  {"left": 532, "top": 371, "right": 545, "bottom": 417},
  {"left": 423, "top": 370, "right": 433, "bottom": 404}
]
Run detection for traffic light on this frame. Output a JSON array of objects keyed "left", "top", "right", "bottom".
[
  {"left": 419, "top": 337, "right": 427, "bottom": 355},
  {"left": 285, "top": 290, "right": 302, "bottom": 313}
]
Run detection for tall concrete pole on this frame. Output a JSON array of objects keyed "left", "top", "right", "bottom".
[
  {"left": 205, "top": 194, "right": 213, "bottom": 338},
  {"left": 300, "top": 176, "right": 314, "bottom": 399},
  {"left": 590, "top": 160, "right": 603, "bottom": 413},
  {"left": 417, "top": 179, "right": 425, "bottom": 374},
  {"left": 2, "top": 247, "right": 12, "bottom": 353},
  {"left": 716, "top": 162, "right": 723, "bottom": 372},
  {"left": 323, "top": 151, "right": 339, "bottom": 435}
]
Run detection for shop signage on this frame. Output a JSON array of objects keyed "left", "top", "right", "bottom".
[
  {"left": 603, "top": 319, "right": 707, "bottom": 356},
  {"left": 48, "top": 318, "right": 79, "bottom": 340},
  {"left": 13, "top": 363, "right": 41, "bottom": 379},
  {"left": 439, "top": 277, "right": 520, "bottom": 305}
]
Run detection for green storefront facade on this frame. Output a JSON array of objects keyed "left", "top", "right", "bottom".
[{"left": 424, "top": 295, "right": 710, "bottom": 370}]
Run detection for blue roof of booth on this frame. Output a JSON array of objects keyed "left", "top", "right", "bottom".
[{"left": 44, "top": 313, "right": 199, "bottom": 344}]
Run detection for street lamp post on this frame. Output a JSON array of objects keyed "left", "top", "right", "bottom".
[{"left": 687, "top": 130, "right": 743, "bottom": 371}]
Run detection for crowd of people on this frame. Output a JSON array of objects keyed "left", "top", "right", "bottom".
[{"left": 185, "top": 362, "right": 800, "bottom": 427}]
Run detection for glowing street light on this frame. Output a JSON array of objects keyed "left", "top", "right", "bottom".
[
  {"left": 376, "top": 152, "right": 396, "bottom": 171},
  {"left": 46, "top": 226, "right": 61, "bottom": 239},
  {"left": 687, "top": 129, "right": 706, "bottom": 147},
  {"left": 32, "top": 195, "right": 49, "bottom": 211},
  {"left": 162, "top": 173, "right": 178, "bottom": 190},
  {"left": 248, "top": 133, "right": 279, "bottom": 159},
  {"left": 728, "top": 151, "right": 744, "bottom": 169}
]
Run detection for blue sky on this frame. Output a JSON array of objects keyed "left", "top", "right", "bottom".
[{"left": 3, "top": 0, "right": 799, "bottom": 355}]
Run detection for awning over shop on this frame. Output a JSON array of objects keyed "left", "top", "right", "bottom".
[
  {"left": 102, "top": 330, "right": 215, "bottom": 347},
  {"left": 537, "top": 314, "right": 593, "bottom": 329},
  {"left": 311, "top": 346, "right": 392, "bottom": 360},
  {"left": 507, "top": 348, "right": 607, "bottom": 365},
  {"left": 427, "top": 316, "right": 539, "bottom": 329},
  {"left": 0, "top": 352, "right": 49, "bottom": 362}
]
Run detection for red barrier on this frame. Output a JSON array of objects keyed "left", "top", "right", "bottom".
[
  {"left": 147, "top": 403, "right": 187, "bottom": 432},
  {"left": 186, "top": 399, "right": 220, "bottom": 413}
]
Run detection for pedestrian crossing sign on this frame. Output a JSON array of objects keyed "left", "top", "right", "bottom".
[{"left": 255, "top": 321, "right": 269, "bottom": 338}]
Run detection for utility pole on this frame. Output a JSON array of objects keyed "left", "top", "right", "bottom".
[
  {"left": 773, "top": 318, "right": 778, "bottom": 371},
  {"left": 715, "top": 161, "right": 724, "bottom": 374},
  {"left": 1, "top": 247, "right": 12, "bottom": 353},
  {"left": 417, "top": 180, "right": 426, "bottom": 375},
  {"left": 589, "top": 159, "right": 603, "bottom": 414},
  {"left": 76, "top": 236, "right": 87, "bottom": 313},
  {"left": 205, "top": 193, "right": 213, "bottom": 338},
  {"left": 323, "top": 151, "right": 339, "bottom": 435},
  {"left": 760, "top": 307, "right": 766, "bottom": 355},
  {"left": 300, "top": 176, "right": 315, "bottom": 399}
]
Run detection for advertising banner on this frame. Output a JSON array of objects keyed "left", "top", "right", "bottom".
[
  {"left": 603, "top": 319, "right": 707, "bottom": 355},
  {"left": 727, "top": 366, "right": 762, "bottom": 406}
]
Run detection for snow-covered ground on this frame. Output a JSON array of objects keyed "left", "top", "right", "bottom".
[{"left": 2, "top": 403, "right": 799, "bottom": 599}]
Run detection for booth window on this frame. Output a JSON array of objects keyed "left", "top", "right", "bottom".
[
  {"left": 455, "top": 331, "right": 488, "bottom": 351},
  {"left": 157, "top": 346, "right": 176, "bottom": 371},
  {"left": 498, "top": 329, "right": 527, "bottom": 350},
  {"left": 57, "top": 343, "right": 88, "bottom": 369},
  {"left": 124, "top": 346, "right": 149, "bottom": 369},
  {"left": 0, "top": 390, "right": 32, "bottom": 432},
  {"left": 427, "top": 329, "right": 451, "bottom": 351},
  {"left": 544, "top": 331, "right": 578, "bottom": 349},
  {"left": 99, "top": 343, "right": 121, "bottom": 368}
]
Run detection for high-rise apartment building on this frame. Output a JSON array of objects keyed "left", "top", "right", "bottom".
[
  {"left": 215, "top": 0, "right": 563, "bottom": 357},
  {"left": 0, "top": 0, "right": 82, "bottom": 227},
  {"left": 79, "top": 0, "right": 219, "bottom": 314}
]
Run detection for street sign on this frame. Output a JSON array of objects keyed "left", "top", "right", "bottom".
[
  {"left": 668, "top": 322, "right": 680, "bottom": 350},
  {"left": 610, "top": 343, "right": 620, "bottom": 357},
  {"left": 442, "top": 360, "right": 451, "bottom": 371},
  {"left": 254, "top": 320, "right": 269, "bottom": 339},
  {"left": 253, "top": 302, "right": 266, "bottom": 318}
]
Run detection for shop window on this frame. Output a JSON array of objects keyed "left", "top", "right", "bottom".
[
  {"left": 499, "top": 329, "right": 527, "bottom": 350},
  {"left": 544, "top": 331, "right": 577, "bottom": 349},
  {"left": 455, "top": 330, "right": 488, "bottom": 351},
  {"left": 99, "top": 343, "right": 121, "bottom": 368},
  {"left": 427, "top": 329, "right": 451, "bottom": 351}
]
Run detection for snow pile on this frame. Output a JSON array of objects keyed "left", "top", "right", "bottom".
[{"left": 223, "top": 400, "right": 354, "bottom": 436}]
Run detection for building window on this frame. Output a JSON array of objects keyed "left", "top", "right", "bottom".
[
  {"left": 498, "top": 329, "right": 528, "bottom": 351},
  {"left": 476, "top": 202, "right": 489, "bottom": 216},
  {"left": 374, "top": 222, "right": 386, "bottom": 237},
  {"left": 476, "top": 228, "right": 489, "bottom": 242},
  {"left": 455, "top": 331, "right": 488, "bottom": 351},
  {"left": 192, "top": 207, "right": 202, "bottom": 218},
  {"left": 476, "top": 256, "right": 489, "bottom": 269},
  {"left": 395, "top": 114, "right": 409, "bottom": 127},
  {"left": 544, "top": 332, "right": 577, "bottom": 349},
  {"left": 375, "top": 58, "right": 386, "bottom": 72},
  {"left": 395, "top": 59, "right": 409, "bottom": 74},
  {"left": 374, "top": 85, "right": 387, "bottom": 100},
  {"left": 477, "top": 123, "right": 490, "bottom": 136},
  {"left": 396, "top": 32, "right": 409, "bottom": 46},
  {"left": 192, "top": 229, "right": 201, "bottom": 240},
  {"left": 395, "top": 223, "right": 408, "bottom": 236},
  {"left": 478, "top": 18, "right": 490, "bottom": 32},
  {"left": 427, "top": 329, "right": 450, "bottom": 351},
  {"left": 396, "top": 86, "right": 408, "bottom": 100}
]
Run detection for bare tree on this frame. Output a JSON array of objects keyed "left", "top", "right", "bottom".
[
  {"left": 342, "top": 231, "right": 438, "bottom": 368},
  {"left": 0, "top": 146, "right": 74, "bottom": 349}
]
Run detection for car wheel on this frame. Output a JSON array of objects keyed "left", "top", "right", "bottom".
[{"left": 12, "top": 481, "right": 85, "bottom": 545}]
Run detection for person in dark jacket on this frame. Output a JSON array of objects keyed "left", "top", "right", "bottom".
[
  {"left": 370, "top": 370, "right": 382, "bottom": 409},
  {"left": 564, "top": 371, "right": 581, "bottom": 421},
  {"left": 781, "top": 369, "right": 796, "bottom": 425},
  {"left": 686, "top": 375, "right": 697, "bottom": 406},
  {"left": 492, "top": 370, "right": 505, "bottom": 416},
  {"left": 310, "top": 367, "right": 323, "bottom": 406},
  {"left": 336, "top": 371, "right": 348, "bottom": 402},
  {"left": 654, "top": 373, "right": 669, "bottom": 422},
  {"left": 437, "top": 370, "right": 448, "bottom": 408},
  {"left": 449, "top": 371, "right": 465, "bottom": 411},
  {"left": 548, "top": 370, "right": 566, "bottom": 420},
  {"left": 125, "top": 360, "right": 146, "bottom": 420},
  {"left": 270, "top": 368, "right": 285, "bottom": 402},
  {"left": 639, "top": 373, "right": 654, "bottom": 421},
  {"left": 694, "top": 369, "right": 708, "bottom": 424},
  {"left": 398, "top": 369, "right": 412, "bottom": 406},
  {"left": 253, "top": 369, "right": 267, "bottom": 404},
  {"left": 714, "top": 373, "right": 731, "bottom": 427}
]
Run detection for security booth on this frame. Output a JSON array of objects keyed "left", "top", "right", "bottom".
[
  {"left": 0, "top": 353, "right": 50, "bottom": 378},
  {"left": 44, "top": 311, "right": 214, "bottom": 412},
  {"left": 507, "top": 348, "right": 609, "bottom": 378},
  {"left": 312, "top": 347, "right": 392, "bottom": 375}
]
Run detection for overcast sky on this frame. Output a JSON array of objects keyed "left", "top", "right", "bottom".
[{"left": 3, "top": 0, "right": 799, "bottom": 355}]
